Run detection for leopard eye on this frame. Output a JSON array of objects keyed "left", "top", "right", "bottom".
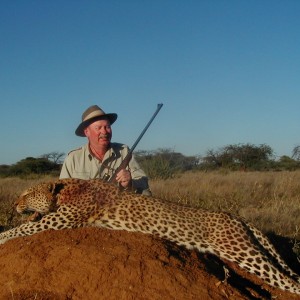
[{"left": 47, "top": 183, "right": 55, "bottom": 193}]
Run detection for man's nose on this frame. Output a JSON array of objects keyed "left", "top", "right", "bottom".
[{"left": 100, "top": 128, "right": 108, "bottom": 134}]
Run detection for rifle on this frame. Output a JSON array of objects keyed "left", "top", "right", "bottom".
[{"left": 105, "top": 103, "right": 163, "bottom": 184}]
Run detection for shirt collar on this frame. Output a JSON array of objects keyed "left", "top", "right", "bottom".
[{"left": 86, "top": 143, "right": 116, "bottom": 161}]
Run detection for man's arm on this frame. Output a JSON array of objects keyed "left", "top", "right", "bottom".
[
  {"left": 59, "top": 160, "right": 71, "bottom": 179},
  {"left": 128, "top": 154, "right": 152, "bottom": 196}
]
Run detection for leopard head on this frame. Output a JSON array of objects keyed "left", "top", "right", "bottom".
[{"left": 15, "top": 182, "right": 58, "bottom": 215}]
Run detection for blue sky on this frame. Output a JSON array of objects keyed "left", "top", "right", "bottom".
[{"left": 1, "top": 0, "right": 300, "bottom": 164}]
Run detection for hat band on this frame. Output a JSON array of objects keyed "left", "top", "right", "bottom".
[{"left": 83, "top": 110, "right": 105, "bottom": 122}]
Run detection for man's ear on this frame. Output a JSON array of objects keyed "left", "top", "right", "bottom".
[{"left": 84, "top": 127, "right": 89, "bottom": 137}]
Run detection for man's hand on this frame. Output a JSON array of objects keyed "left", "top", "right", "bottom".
[{"left": 116, "top": 169, "right": 132, "bottom": 188}]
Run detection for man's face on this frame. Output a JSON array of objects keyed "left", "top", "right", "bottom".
[{"left": 84, "top": 118, "right": 112, "bottom": 147}]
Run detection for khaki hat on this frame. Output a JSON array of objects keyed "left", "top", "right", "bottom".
[{"left": 75, "top": 105, "right": 118, "bottom": 137}]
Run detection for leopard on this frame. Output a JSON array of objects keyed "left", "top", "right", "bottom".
[
  {"left": 15, "top": 181, "right": 59, "bottom": 222},
  {"left": 1, "top": 178, "right": 300, "bottom": 295}
]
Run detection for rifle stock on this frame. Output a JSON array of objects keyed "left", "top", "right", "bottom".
[
  {"left": 105, "top": 103, "right": 163, "bottom": 184},
  {"left": 107, "top": 152, "right": 132, "bottom": 184}
]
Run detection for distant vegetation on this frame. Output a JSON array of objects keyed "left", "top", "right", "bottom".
[
  {"left": 0, "top": 152, "right": 64, "bottom": 178},
  {"left": 135, "top": 143, "right": 300, "bottom": 179},
  {"left": 1, "top": 144, "right": 300, "bottom": 179},
  {"left": 200, "top": 143, "right": 300, "bottom": 171}
]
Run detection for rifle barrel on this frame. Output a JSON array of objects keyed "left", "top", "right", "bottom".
[
  {"left": 130, "top": 103, "right": 163, "bottom": 154},
  {"left": 106, "top": 103, "right": 163, "bottom": 183}
]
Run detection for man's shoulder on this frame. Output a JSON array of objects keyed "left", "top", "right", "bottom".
[
  {"left": 67, "top": 145, "right": 86, "bottom": 156},
  {"left": 110, "top": 143, "right": 130, "bottom": 158},
  {"left": 110, "top": 142, "right": 129, "bottom": 151}
]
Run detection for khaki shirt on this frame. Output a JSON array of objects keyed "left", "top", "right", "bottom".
[{"left": 60, "top": 143, "right": 151, "bottom": 195}]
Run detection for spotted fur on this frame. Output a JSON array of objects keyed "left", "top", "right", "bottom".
[{"left": 1, "top": 178, "right": 300, "bottom": 295}]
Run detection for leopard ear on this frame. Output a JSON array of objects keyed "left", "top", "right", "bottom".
[{"left": 53, "top": 181, "right": 66, "bottom": 195}]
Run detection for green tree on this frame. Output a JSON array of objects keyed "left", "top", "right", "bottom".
[
  {"left": 135, "top": 148, "right": 199, "bottom": 179},
  {"left": 201, "top": 143, "right": 274, "bottom": 170},
  {"left": 0, "top": 165, "right": 10, "bottom": 177},
  {"left": 9, "top": 157, "right": 60, "bottom": 176},
  {"left": 277, "top": 155, "right": 299, "bottom": 171}
]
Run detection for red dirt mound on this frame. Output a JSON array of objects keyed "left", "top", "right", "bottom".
[{"left": 0, "top": 227, "right": 298, "bottom": 300}]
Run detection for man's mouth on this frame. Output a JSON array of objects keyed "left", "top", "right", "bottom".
[{"left": 98, "top": 134, "right": 110, "bottom": 140}]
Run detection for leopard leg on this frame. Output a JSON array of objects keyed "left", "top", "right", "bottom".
[{"left": 0, "top": 210, "right": 82, "bottom": 244}]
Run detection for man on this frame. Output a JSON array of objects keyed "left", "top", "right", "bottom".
[{"left": 60, "top": 105, "right": 151, "bottom": 195}]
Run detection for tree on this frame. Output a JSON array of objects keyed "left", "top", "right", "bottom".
[
  {"left": 200, "top": 149, "right": 224, "bottom": 169},
  {"left": 292, "top": 145, "right": 300, "bottom": 161},
  {"left": 8, "top": 157, "right": 60, "bottom": 176},
  {"left": 201, "top": 143, "right": 274, "bottom": 170},
  {"left": 277, "top": 155, "right": 299, "bottom": 171},
  {"left": 40, "top": 152, "right": 65, "bottom": 164},
  {"left": 227, "top": 143, "right": 273, "bottom": 169},
  {"left": 0, "top": 150, "right": 66, "bottom": 177},
  {"left": 135, "top": 148, "right": 199, "bottom": 179},
  {"left": 0, "top": 165, "right": 10, "bottom": 177}
]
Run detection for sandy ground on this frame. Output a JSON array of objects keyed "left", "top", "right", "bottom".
[{"left": 0, "top": 227, "right": 299, "bottom": 300}]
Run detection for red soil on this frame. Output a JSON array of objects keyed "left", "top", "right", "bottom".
[{"left": 0, "top": 227, "right": 298, "bottom": 300}]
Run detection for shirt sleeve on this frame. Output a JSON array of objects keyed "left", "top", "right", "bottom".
[
  {"left": 129, "top": 154, "right": 152, "bottom": 196},
  {"left": 59, "top": 156, "right": 72, "bottom": 179}
]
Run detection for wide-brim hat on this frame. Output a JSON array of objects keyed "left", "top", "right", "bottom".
[{"left": 75, "top": 105, "right": 118, "bottom": 137}]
